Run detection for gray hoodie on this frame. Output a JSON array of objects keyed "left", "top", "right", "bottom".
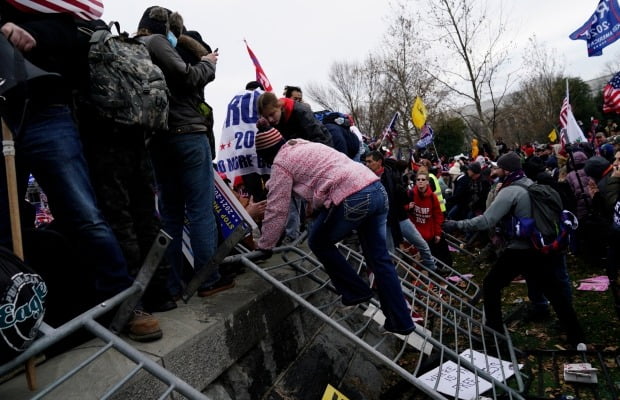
[{"left": 456, "top": 176, "right": 533, "bottom": 249}]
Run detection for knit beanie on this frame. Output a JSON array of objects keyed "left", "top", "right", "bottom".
[
  {"left": 255, "top": 127, "right": 285, "bottom": 163},
  {"left": 467, "top": 162, "right": 482, "bottom": 174},
  {"left": 496, "top": 151, "right": 521, "bottom": 172},
  {"left": 138, "top": 6, "right": 169, "bottom": 35}
]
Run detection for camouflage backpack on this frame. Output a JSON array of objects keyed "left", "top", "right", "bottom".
[{"left": 86, "top": 21, "right": 169, "bottom": 130}]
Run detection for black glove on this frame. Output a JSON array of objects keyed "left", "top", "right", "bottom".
[
  {"left": 256, "top": 117, "right": 272, "bottom": 132},
  {"left": 254, "top": 248, "right": 273, "bottom": 261},
  {"left": 442, "top": 220, "right": 459, "bottom": 233}
]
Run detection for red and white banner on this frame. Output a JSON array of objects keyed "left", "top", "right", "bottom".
[
  {"left": 244, "top": 40, "right": 273, "bottom": 92},
  {"left": 6, "top": 0, "right": 104, "bottom": 20}
]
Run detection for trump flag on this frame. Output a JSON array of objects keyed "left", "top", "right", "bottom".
[
  {"left": 569, "top": 0, "right": 620, "bottom": 57},
  {"left": 244, "top": 40, "right": 273, "bottom": 92}
]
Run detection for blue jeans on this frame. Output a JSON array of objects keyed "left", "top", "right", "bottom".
[
  {"left": 0, "top": 105, "right": 132, "bottom": 300},
  {"left": 149, "top": 133, "right": 217, "bottom": 296},
  {"left": 285, "top": 196, "right": 303, "bottom": 240},
  {"left": 308, "top": 181, "right": 414, "bottom": 334},
  {"left": 397, "top": 219, "right": 436, "bottom": 271}
]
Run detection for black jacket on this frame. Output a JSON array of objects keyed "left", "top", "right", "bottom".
[
  {"left": 140, "top": 34, "right": 215, "bottom": 134},
  {"left": 276, "top": 102, "right": 333, "bottom": 147},
  {"left": 380, "top": 161, "right": 408, "bottom": 245}
]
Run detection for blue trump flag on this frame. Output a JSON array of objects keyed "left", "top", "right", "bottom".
[
  {"left": 416, "top": 124, "right": 434, "bottom": 149},
  {"left": 569, "top": 0, "right": 620, "bottom": 57}
]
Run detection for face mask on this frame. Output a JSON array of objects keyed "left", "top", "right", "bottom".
[{"left": 167, "top": 31, "right": 178, "bottom": 48}]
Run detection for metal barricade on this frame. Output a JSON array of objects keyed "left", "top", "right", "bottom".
[
  {"left": 0, "top": 231, "right": 210, "bottom": 400},
  {"left": 230, "top": 241, "right": 527, "bottom": 400}
]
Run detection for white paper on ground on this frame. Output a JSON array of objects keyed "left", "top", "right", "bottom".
[{"left": 417, "top": 349, "right": 522, "bottom": 400}]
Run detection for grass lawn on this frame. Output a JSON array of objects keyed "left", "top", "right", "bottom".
[{"left": 380, "top": 243, "right": 620, "bottom": 399}]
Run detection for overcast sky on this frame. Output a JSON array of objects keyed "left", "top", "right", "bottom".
[{"left": 103, "top": 0, "right": 620, "bottom": 142}]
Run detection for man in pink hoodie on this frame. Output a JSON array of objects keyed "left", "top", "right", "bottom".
[{"left": 255, "top": 128, "right": 415, "bottom": 335}]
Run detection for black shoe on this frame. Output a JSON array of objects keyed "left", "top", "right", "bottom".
[
  {"left": 341, "top": 293, "right": 373, "bottom": 307},
  {"left": 381, "top": 325, "right": 416, "bottom": 336},
  {"left": 146, "top": 298, "right": 177, "bottom": 313},
  {"left": 198, "top": 275, "right": 235, "bottom": 297}
]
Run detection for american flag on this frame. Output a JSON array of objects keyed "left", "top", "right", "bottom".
[
  {"left": 559, "top": 97, "right": 569, "bottom": 149},
  {"left": 381, "top": 112, "right": 399, "bottom": 147},
  {"left": 603, "top": 71, "right": 620, "bottom": 114},
  {"left": 559, "top": 96, "right": 587, "bottom": 145},
  {"left": 244, "top": 40, "right": 273, "bottom": 93},
  {"left": 6, "top": 0, "right": 103, "bottom": 20}
]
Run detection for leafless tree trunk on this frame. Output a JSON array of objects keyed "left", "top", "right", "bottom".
[{"left": 418, "top": 0, "right": 517, "bottom": 157}]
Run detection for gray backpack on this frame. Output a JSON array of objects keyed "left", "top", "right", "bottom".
[{"left": 87, "top": 22, "right": 169, "bottom": 130}]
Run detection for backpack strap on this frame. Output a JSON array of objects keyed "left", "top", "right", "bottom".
[{"left": 89, "top": 21, "right": 121, "bottom": 44}]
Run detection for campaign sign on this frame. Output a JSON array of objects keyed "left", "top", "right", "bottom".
[{"left": 181, "top": 172, "right": 258, "bottom": 267}]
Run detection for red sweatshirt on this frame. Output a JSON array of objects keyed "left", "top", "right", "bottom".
[{"left": 407, "top": 185, "right": 444, "bottom": 241}]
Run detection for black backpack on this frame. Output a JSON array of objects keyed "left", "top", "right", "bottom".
[
  {"left": 82, "top": 21, "right": 169, "bottom": 130},
  {"left": 0, "top": 246, "right": 47, "bottom": 364}
]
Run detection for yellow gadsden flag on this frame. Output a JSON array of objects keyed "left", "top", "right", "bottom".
[
  {"left": 411, "top": 96, "right": 428, "bottom": 130},
  {"left": 548, "top": 128, "right": 558, "bottom": 142}
]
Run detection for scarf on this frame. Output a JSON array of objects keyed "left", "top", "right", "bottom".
[
  {"left": 281, "top": 97, "right": 295, "bottom": 123},
  {"left": 499, "top": 169, "right": 526, "bottom": 190}
]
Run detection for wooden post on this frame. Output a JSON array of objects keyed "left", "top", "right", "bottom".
[{"left": 2, "top": 118, "right": 36, "bottom": 390}]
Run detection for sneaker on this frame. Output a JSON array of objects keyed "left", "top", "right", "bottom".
[
  {"left": 381, "top": 324, "right": 415, "bottom": 336},
  {"left": 197, "top": 275, "right": 235, "bottom": 297},
  {"left": 341, "top": 293, "right": 373, "bottom": 307},
  {"left": 126, "top": 309, "right": 163, "bottom": 342}
]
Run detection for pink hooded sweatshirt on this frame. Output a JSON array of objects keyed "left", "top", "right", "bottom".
[{"left": 258, "top": 139, "right": 378, "bottom": 248}]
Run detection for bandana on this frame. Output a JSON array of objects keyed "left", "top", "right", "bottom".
[{"left": 281, "top": 97, "right": 295, "bottom": 123}]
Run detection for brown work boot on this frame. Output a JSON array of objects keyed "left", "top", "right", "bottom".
[{"left": 126, "top": 309, "right": 163, "bottom": 342}]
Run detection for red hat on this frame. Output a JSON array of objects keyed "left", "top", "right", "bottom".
[{"left": 233, "top": 176, "right": 244, "bottom": 188}]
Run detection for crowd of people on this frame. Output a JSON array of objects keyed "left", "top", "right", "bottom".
[{"left": 1, "top": 2, "right": 619, "bottom": 351}]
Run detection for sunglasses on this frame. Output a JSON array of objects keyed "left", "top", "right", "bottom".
[{"left": 416, "top": 178, "right": 427, "bottom": 181}]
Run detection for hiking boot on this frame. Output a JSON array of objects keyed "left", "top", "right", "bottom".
[
  {"left": 126, "top": 309, "right": 163, "bottom": 342},
  {"left": 197, "top": 275, "right": 235, "bottom": 297}
]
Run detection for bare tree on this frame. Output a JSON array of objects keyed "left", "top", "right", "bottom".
[
  {"left": 416, "top": 0, "right": 518, "bottom": 156},
  {"left": 305, "top": 59, "right": 384, "bottom": 135},
  {"left": 501, "top": 37, "right": 565, "bottom": 144},
  {"left": 381, "top": 3, "right": 436, "bottom": 149},
  {"left": 305, "top": 2, "right": 438, "bottom": 149}
]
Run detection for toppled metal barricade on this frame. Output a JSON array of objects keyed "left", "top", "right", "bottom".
[
  {"left": 234, "top": 240, "right": 526, "bottom": 400},
  {"left": 0, "top": 231, "right": 210, "bottom": 400}
]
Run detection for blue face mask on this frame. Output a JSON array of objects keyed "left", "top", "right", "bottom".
[{"left": 167, "top": 31, "right": 178, "bottom": 48}]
